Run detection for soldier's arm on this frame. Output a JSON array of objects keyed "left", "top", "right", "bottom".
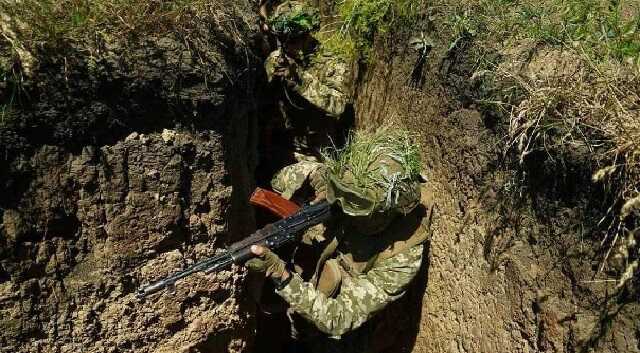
[{"left": 276, "top": 244, "right": 423, "bottom": 336}]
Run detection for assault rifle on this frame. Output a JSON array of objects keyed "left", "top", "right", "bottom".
[{"left": 136, "top": 188, "right": 331, "bottom": 298}]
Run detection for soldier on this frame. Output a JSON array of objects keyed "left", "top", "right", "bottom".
[
  {"left": 248, "top": 128, "right": 432, "bottom": 352},
  {"left": 259, "top": 0, "right": 354, "bottom": 157}
]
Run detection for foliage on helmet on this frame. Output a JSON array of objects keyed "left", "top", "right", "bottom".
[
  {"left": 268, "top": 3, "right": 320, "bottom": 38},
  {"left": 322, "top": 127, "right": 422, "bottom": 216}
]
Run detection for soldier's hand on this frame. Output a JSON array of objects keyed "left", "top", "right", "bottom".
[
  {"left": 246, "top": 245, "right": 290, "bottom": 281},
  {"left": 311, "top": 191, "right": 326, "bottom": 205}
]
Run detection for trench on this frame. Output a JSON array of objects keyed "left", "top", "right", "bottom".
[
  {"left": 247, "top": 21, "right": 640, "bottom": 352},
  {"left": 2, "top": 2, "right": 640, "bottom": 352}
]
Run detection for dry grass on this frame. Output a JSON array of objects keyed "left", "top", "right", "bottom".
[
  {"left": 0, "top": 0, "right": 253, "bottom": 127},
  {"left": 498, "top": 59, "right": 640, "bottom": 285},
  {"left": 431, "top": 0, "right": 640, "bottom": 284},
  {"left": 0, "top": 0, "right": 250, "bottom": 52}
]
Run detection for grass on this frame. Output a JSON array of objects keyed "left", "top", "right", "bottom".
[
  {"left": 437, "top": 0, "right": 640, "bottom": 65},
  {"left": 313, "top": 30, "right": 358, "bottom": 63},
  {"left": 432, "top": 0, "right": 640, "bottom": 284},
  {"left": 312, "top": 0, "right": 422, "bottom": 61},
  {"left": 0, "top": 0, "right": 252, "bottom": 128},
  {"left": 322, "top": 127, "right": 422, "bottom": 207},
  {"left": 0, "top": 0, "right": 245, "bottom": 53},
  {"left": 0, "top": 64, "right": 24, "bottom": 127}
]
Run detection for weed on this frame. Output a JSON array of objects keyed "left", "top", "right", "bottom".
[
  {"left": 322, "top": 0, "right": 422, "bottom": 59},
  {"left": 500, "top": 64, "right": 640, "bottom": 280},
  {"left": 435, "top": 0, "right": 640, "bottom": 65},
  {"left": 314, "top": 30, "right": 357, "bottom": 62},
  {"left": 322, "top": 127, "right": 422, "bottom": 193},
  {"left": 432, "top": 0, "right": 639, "bottom": 282},
  {"left": 0, "top": 0, "right": 221, "bottom": 51}
]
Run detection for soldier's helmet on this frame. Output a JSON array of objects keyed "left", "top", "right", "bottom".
[
  {"left": 324, "top": 128, "right": 422, "bottom": 220},
  {"left": 268, "top": 1, "right": 320, "bottom": 38}
]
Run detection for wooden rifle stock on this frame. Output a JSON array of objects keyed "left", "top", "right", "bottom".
[{"left": 250, "top": 187, "right": 301, "bottom": 218}]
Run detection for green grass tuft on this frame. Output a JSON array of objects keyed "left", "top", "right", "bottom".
[
  {"left": 314, "top": 0, "right": 421, "bottom": 60},
  {"left": 322, "top": 127, "right": 422, "bottom": 192}
]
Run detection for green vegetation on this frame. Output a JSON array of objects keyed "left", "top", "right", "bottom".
[
  {"left": 434, "top": 0, "right": 639, "bottom": 284},
  {"left": 0, "top": 0, "right": 214, "bottom": 50},
  {"left": 323, "top": 127, "right": 422, "bottom": 192},
  {"left": 313, "top": 30, "right": 358, "bottom": 63},
  {"left": 268, "top": 3, "right": 320, "bottom": 38},
  {"left": 437, "top": 0, "right": 640, "bottom": 64},
  {"left": 314, "top": 0, "right": 422, "bottom": 60}
]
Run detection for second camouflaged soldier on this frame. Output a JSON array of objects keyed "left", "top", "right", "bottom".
[
  {"left": 249, "top": 128, "right": 432, "bottom": 352},
  {"left": 260, "top": 0, "right": 354, "bottom": 156}
]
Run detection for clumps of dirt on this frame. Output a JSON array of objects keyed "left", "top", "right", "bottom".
[
  {"left": 433, "top": 30, "right": 640, "bottom": 291},
  {"left": 0, "top": 131, "right": 254, "bottom": 353},
  {"left": 352, "top": 13, "right": 640, "bottom": 352},
  {"left": 0, "top": 0, "right": 260, "bottom": 156},
  {"left": 487, "top": 45, "right": 640, "bottom": 290},
  {"left": 1, "top": 0, "right": 264, "bottom": 351}
]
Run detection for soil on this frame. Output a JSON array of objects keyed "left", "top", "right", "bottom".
[
  {"left": 2, "top": 2, "right": 639, "bottom": 353},
  {"left": 0, "top": 1, "right": 262, "bottom": 352},
  {"left": 356, "top": 28, "right": 640, "bottom": 353}
]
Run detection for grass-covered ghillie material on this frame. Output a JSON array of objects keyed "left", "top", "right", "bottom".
[
  {"left": 322, "top": 128, "right": 422, "bottom": 214},
  {"left": 268, "top": 3, "right": 320, "bottom": 38}
]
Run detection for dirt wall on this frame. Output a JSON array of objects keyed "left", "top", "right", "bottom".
[
  {"left": 356, "top": 31, "right": 640, "bottom": 353},
  {"left": 0, "top": 1, "right": 263, "bottom": 352}
]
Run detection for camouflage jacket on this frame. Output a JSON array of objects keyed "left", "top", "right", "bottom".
[
  {"left": 271, "top": 159, "right": 325, "bottom": 200},
  {"left": 270, "top": 160, "right": 428, "bottom": 339},
  {"left": 277, "top": 240, "right": 423, "bottom": 337},
  {"left": 265, "top": 49, "right": 352, "bottom": 117}
]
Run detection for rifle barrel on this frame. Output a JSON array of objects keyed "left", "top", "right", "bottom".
[
  {"left": 136, "top": 201, "right": 331, "bottom": 299},
  {"left": 136, "top": 252, "right": 232, "bottom": 298}
]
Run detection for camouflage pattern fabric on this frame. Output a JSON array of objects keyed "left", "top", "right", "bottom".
[
  {"left": 292, "top": 52, "right": 351, "bottom": 117},
  {"left": 324, "top": 128, "right": 423, "bottom": 217},
  {"left": 276, "top": 244, "right": 423, "bottom": 337},
  {"left": 265, "top": 49, "right": 297, "bottom": 84},
  {"left": 265, "top": 50, "right": 352, "bottom": 117},
  {"left": 268, "top": 1, "right": 320, "bottom": 38},
  {"left": 326, "top": 155, "right": 421, "bottom": 217},
  {"left": 271, "top": 0, "right": 313, "bottom": 19},
  {"left": 271, "top": 160, "right": 325, "bottom": 199}
]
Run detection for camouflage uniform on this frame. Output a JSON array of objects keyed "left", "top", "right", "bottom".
[
  {"left": 271, "top": 159, "right": 326, "bottom": 200},
  {"left": 263, "top": 1, "right": 354, "bottom": 155},
  {"left": 265, "top": 49, "right": 352, "bottom": 118},
  {"left": 267, "top": 130, "right": 429, "bottom": 352},
  {"left": 277, "top": 222, "right": 426, "bottom": 336}
]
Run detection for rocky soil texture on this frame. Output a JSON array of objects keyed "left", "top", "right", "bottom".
[
  {"left": 0, "top": 1, "right": 261, "bottom": 352},
  {"left": 356, "top": 25, "right": 640, "bottom": 353}
]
